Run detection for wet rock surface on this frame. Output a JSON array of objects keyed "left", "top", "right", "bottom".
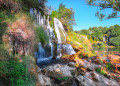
[{"left": 37, "top": 59, "right": 120, "bottom": 86}]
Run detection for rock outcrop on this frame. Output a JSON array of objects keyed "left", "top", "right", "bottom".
[{"left": 37, "top": 59, "right": 120, "bottom": 86}]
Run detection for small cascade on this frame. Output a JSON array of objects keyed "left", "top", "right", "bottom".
[
  {"left": 49, "top": 40, "right": 54, "bottom": 58},
  {"left": 54, "top": 18, "right": 67, "bottom": 57},
  {"left": 54, "top": 18, "right": 75, "bottom": 57},
  {"left": 35, "top": 43, "right": 51, "bottom": 63},
  {"left": 30, "top": 8, "right": 45, "bottom": 27},
  {"left": 62, "top": 44, "right": 76, "bottom": 55},
  {"left": 54, "top": 18, "right": 66, "bottom": 43}
]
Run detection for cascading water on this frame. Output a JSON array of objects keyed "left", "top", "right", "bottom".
[
  {"left": 30, "top": 8, "right": 76, "bottom": 66},
  {"left": 30, "top": 8, "right": 45, "bottom": 27},
  {"left": 35, "top": 43, "right": 48, "bottom": 63},
  {"left": 54, "top": 18, "right": 66, "bottom": 57},
  {"left": 54, "top": 18, "right": 75, "bottom": 57},
  {"left": 46, "top": 16, "right": 55, "bottom": 58},
  {"left": 54, "top": 18, "right": 66, "bottom": 43}
]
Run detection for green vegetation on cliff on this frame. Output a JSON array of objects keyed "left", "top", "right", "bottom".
[{"left": 0, "top": 0, "right": 48, "bottom": 85}]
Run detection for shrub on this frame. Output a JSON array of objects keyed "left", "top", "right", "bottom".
[
  {"left": 0, "top": 56, "right": 36, "bottom": 86},
  {"left": 109, "top": 36, "right": 120, "bottom": 46},
  {"left": 35, "top": 26, "right": 49, "bottom": 47},
  {"left": 96, "top": 67, "right": 107, "bottom": 76},
  {"left": 0, "top": 44, "right": 9, "bottom": 58},
  {"left": 97, "top": 43, "right": 105, "bottom": 48},
  {"left": 92, "top": 42, "right": 105, "bottom": 49},
  {"left": 78, "top": 52, "right": 84, "bottom": 59},
  {"left": 106, "top": 62, "right": 115, "bottom": 72}
]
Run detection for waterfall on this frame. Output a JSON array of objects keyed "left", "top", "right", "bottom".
[
  {"left": 54, "top": 18, "right": 75, "bottom": 57},
  {"left": 30, "top": 8, "right": 76, "bottom": 64},
  {"left": 30, "top": 8, "right": 45, "bottom": 27},
  {"left": 47, "top": 16, "right": 55, "bottom": 58},
  {"left": 54, "top": 18, "right": 67, "bottom": 57},
  {"left": 54, "top": 18, "right": 66, "bottom": 43}
]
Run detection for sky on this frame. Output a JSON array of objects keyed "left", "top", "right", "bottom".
[{"left": 47, "top": 0, "right": 120, "bottom": 31}]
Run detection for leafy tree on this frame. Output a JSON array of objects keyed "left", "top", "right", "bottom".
[
  {"left": 109, "top": 36, "right": 120, "bottom": 46},
  {"left": 50, "top": 11, "right": 60, "bottom": 20},
  {"left": 58, "top": 3, "right": 76, "bottom": 31},
  {"left": 107, "top": 25, "right": 120, "bottom": 37},
  {"left": 88, "top": 0, "right": 120, "bottom": 20},
  {"left": 50, "top": 3, "right": 76, "bottom": 31},
  {"left": 102, "top": 26, "right": 108, "bottom": 34}
]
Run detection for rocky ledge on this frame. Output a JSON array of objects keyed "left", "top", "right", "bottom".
[{"left": 37, "top": 59, "right": 120, "bottom": 86}]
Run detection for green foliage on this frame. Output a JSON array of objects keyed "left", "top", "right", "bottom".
[
  {"left": 91, "top": 32, "right": 103, "bottom": 41},
  {"left": 58, "top": 3, "right": 75, "bottom": 25},
  {"left": 96, "top": 67, "right": 101, "bottom": 73},
  {"left": 92, "top": 42, "right": 105, "bottom": 49},
  {"left": 85, "top": 54, "right": 89, "bottom": 58},
  {"left": 53, "top": 29, "right": 57, "bottom": 39},
  {"left": 75, "top": 29, "right": 90, "bottom": 35},
  {"left": 0, "top": 9, "right": 15, "bottom": 44},
  {"left": 0, "top": 56, "right": 36, "bottom": 86},
  {"left": 77, "top": 24, "right": 120, "bottom": 46},
  {"left": 108, "top": 25, "right": 120, "bottom": 37},
  {"left": 78, "top": 52, "right": 84, "bottom": 59},
  {"left": 88, "top": 0, "right": 120, "bottom": 20},
  {"left": 0, "top": 44, "right": 10, "bottom": 58},
  {"left": 106, "top": 62, "right": 114, "bottom": 72},
  {"left": 35, "top": 26, "right": 49, "bottom": 46},
  {"left": 96, "top": 67, "right": 106, "bottom": 76},
  {"left": 68, "top": 31, "right": 91, "bottom": 53},
  {"left": 88, "top": 26, "right": 104, "bottom": 41},
  {"left": 50, "top": 11, "right": 60, "bottom": 21},
  {"left": 109, "top": 36, "right": 120, "bottom": 46},
  {"left": 92, "top": 50, "right": 96, "bottom": 56},
  {"left": 97, "top": 43, "right": 105, "bottom": 48},
  {"left": 50, "top": 3, "right": 75, "bottom": 31}
]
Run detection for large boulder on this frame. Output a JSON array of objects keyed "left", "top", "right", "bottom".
[{"left": 41, "top": 64, "right": 76, "bottom": 79}]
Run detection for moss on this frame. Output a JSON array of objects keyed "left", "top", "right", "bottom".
[{"left": 53, "top": 29, "right": 57, "bottom": 40}]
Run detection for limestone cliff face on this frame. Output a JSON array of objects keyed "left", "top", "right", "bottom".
[{"left": 3, "top": 15, "right": 35, "bottom": 56}]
